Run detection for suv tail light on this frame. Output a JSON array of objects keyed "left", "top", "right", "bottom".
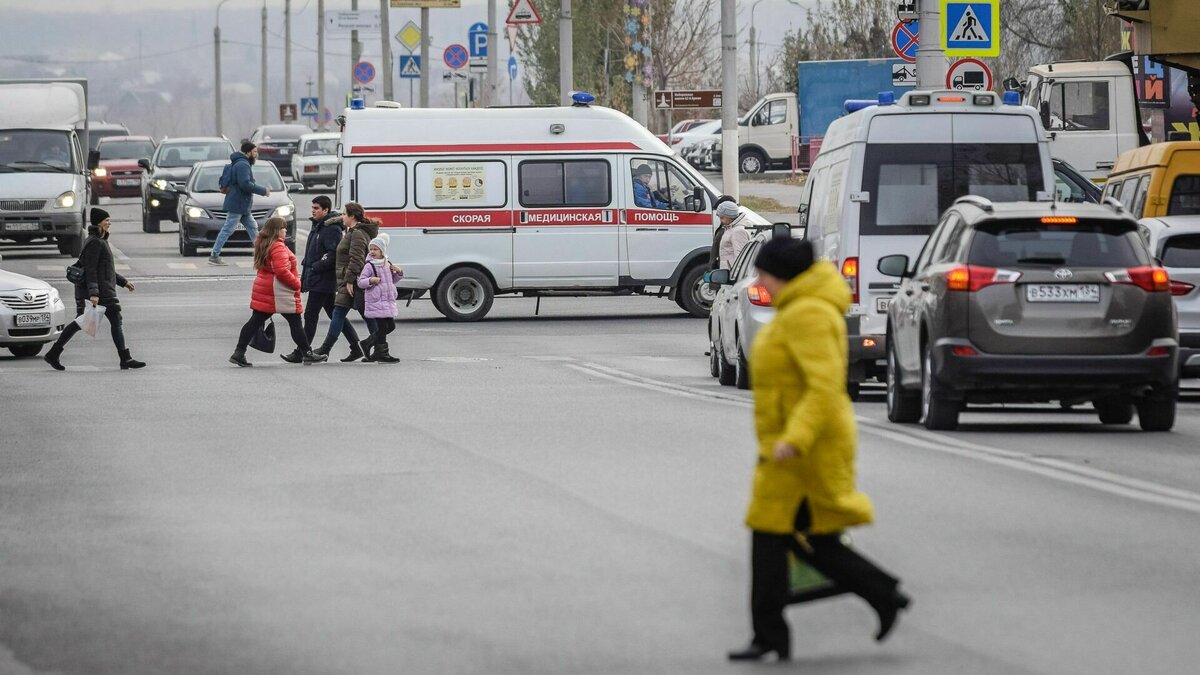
[
  {"left": 1105, "top": 266, "right": 1169, "bottom": 292},
  {"left": 1170, "top": 280, "right": 1195, "bottom": 296},
  {"left": 945, "top": 265, "right": 1022, "bottom": 292},
  {"left": 748, "top": 285, "right": 773, "bottom": 307},
  {"left": 842, "top": 257, "right": 859, "bottom": 304}
]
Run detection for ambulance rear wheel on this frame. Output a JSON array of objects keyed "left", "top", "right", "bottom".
[{"left": 434, "top": 267, "right": 494, "bottom": 322}]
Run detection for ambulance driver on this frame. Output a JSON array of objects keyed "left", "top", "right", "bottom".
[{"left": 632, "top": 164, "right": 670, "bottom": 210}]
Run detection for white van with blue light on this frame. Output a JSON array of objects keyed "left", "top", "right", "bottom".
[
  {"left": 799, "top": 89, "right": 1055, "bottom": 396},
  {"left": 335, "top": 92, "right": 772, "bottom": 321}
]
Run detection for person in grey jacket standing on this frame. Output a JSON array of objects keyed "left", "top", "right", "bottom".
[{"left": 209, "top": 141, "right": 270, "bottom": 266}]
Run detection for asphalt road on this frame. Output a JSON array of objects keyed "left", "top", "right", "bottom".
[{"left": 2, "top": 197, "right": 1199, "bottom": 674}]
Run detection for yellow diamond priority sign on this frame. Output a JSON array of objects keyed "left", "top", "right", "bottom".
[{"left": 396, "top": 21, "right": 422, "bottom": 53}]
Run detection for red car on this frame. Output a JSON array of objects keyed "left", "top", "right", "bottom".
[{"left": 90, "top": 135, "right": 157, "bottom": 203}]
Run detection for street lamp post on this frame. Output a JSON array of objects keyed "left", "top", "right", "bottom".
[
  {"left": 749, "top": 0, "right": 799, "bottom": 100},
  {"left": 214, "top": 0, "right": 234, "bottom": 137}
]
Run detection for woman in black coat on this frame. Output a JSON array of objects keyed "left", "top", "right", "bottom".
[{"left": 44, "top": 208, "right": 145, "bottom": 370}]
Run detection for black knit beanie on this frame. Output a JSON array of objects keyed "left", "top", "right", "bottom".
[
  {"left": 90, "top": 208, "right": 110, "bottom": 228},
  {"left": 754, "top": 237, "right": 814, "bottom": 281}
]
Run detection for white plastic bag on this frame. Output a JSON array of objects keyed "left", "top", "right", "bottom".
[{"left": 75, "top": 303, "right": 105, "bottom": 338}]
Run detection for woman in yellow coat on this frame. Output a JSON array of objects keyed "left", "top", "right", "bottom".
[{"left": 728, "top": 238, "right": 910, "bottom": 663}]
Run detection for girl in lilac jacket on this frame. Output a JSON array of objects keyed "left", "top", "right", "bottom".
[{"left": 356, "top": 233, "right": 403, "bottom": 363}]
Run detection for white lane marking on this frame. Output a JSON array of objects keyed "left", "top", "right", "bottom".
[
  {"left": 235, "top": 261, "right": 253, "bottom": 268},
  {"left": 424, "top": 356, "right": 491, "bottom": 363},
  {"left": 167, "top": 263, "right": 197, "bottom": 270},
  {"left": 566, "top": 362, "right": 1200, "bottom": 515},
  {"left": 115, "top": 264, "right": 131, "bottom": 271}
]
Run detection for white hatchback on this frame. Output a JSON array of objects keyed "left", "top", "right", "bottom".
[
  {"left": 290, "top": 132, "right": 341, "bottom": 191},
  {"left": 1139, "top": 215, "right": 1200, "bottom": 378},
  {"left": 0, "top": 258, "right": 70, "bottom": 357}
]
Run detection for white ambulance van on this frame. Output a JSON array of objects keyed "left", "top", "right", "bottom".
[
  {"left": 800, "top": 90, "right": 1054, "bottom": 395},
  {"left": 336, "top": 94, "right": 757, "bottom": 321}
]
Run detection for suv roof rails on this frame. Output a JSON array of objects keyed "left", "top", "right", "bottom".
[
  {"left": 1102, "top": 196, "right": 1126, "bottom": 213},
  {"left": 954, "top": 195, "right": 994, "bottom": 213}
]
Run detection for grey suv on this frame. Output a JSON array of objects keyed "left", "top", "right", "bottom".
[{"left": 879, "top": 197, "right": 1179, "bottom": 432}]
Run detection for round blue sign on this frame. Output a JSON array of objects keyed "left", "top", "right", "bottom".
[
  {"left": 354, "top": 61, "right": 376, "bottom": 84},
  {"left": 890, "top": 20, "right": 919, "bottom": 63},
  {"left": 443, "top": 44, "right": 469, "bottom": 70}
]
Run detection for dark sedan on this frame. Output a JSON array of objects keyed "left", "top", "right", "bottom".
[
  {"left": 174, "top": 160, "right": 299, "bottom": 257},
  {"left": 139, "top": 137, "right": 235, "bottom": 233}
]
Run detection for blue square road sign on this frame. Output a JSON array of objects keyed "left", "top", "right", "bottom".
[{"left": 941, "top": 0, "right": 999, "bottom": 57}]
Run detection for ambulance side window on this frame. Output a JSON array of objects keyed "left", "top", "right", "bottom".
[
  {"left": 630, "top": 159, "right": 695, "bottom": 211},
  {"left": 355, "top": 162, "right": 407, "bottom": 209},
  {"left": 519, "top": 159, "right": 611, "bottom": 207}
]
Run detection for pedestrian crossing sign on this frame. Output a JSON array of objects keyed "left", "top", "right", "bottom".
[
  {"left": 941, "top": 0, "right": 999, "bottom": 57},
  {"left": 399, "top": 55, "right": 421, "bottom": 79},
  {"left": 300, "top": 97, "right": 320, "bottom": 117}
]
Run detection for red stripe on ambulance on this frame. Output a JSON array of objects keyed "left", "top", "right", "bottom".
[
  {"left": 625, "top": 209, "right": 713, "bottom": 226},
  {"left": 351, "top": 141, "right": 642, "bottom": 155},
  {"left": 402, "top": 210, "right": 515, "bottom": 227}
]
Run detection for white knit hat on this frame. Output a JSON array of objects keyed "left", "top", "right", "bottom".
[
  {"left": 368, "top": 232, "right": 390, "bottom": 258},
  {"left": 715, "top": 201, "right": 740, "bottom": 219}
]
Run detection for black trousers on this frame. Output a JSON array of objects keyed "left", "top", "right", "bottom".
[
  {"left": 237, "top": 311, "right": 307, "bottom": 351},
  {"left": 749, "top": 503, "right": 900, "bottom": 652},
  {"left": 53, "top": 299, "right": 126, "bottom": 352},
  {"left": 303, "top": 290, "right": 359, "bottom": 346},
  {"left": 370, "top": 317, "right": 396, "bottom": 347}
]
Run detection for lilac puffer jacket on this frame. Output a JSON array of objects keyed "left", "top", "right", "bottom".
[{"left": 356, "top": 258, "right": 400, "bottom": 319}]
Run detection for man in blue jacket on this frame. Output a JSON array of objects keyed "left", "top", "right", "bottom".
[
  {"left": 209, "top": 141, "right": 270, "bottom": 266},
  {"left": 299, "top": 196, "right": 363, "bottom": 363},
  {"left": 633, "top": 163, "right": 670, "bottom": 209}
]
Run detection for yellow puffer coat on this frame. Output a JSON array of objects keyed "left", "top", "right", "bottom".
[{"left": 744, "top": 260, "right": 874, "bottom": 535}]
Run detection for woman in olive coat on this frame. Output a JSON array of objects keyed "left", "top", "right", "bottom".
[
  {"left": 314, "top": 201, "right": 378, "bottom": 361},
  {"left": 728, "top": 237, "right": 910, "bottom": 663}
]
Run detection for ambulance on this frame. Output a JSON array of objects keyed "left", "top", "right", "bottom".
[{"left": 335, "top": 94, "right": 762, "bottom": 321}]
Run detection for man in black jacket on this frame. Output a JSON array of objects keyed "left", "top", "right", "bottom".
[
  {"left": 300, "top": 195, "right": 363, "bottom": 362},
  {"left": 44, "top": 208, "right": 145, "bottom": 370}
]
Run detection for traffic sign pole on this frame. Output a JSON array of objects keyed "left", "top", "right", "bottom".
[{"left": 916, "top": 0, "right": 947, "bottom": 90}]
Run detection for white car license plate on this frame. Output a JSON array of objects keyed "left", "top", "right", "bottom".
[
  {"left": 1025, "top": 284, "right": 1100, "bottom": 303},
  {"left": 876, "top": 297, "right": 893, "bottom": 313},
  {"left": 15, "top": 313, "right": 50, "bottom": 327},
  {"left": 5, "top": 222, "right": 40, "bottom": 232},
  {"left": 235, "top": 223, "right": 245, "bottom": 231},
  {"left": 116, "top": 178, "right": 140, "bottom": 186}
]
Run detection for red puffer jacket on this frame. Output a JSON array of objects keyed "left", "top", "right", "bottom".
[{"left": 250, "top": 239, "right": 303, "bottom": 314}]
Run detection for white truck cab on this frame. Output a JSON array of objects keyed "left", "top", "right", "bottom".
[
  {"left": 1020, "top": 61, "right": 1141, "bottom": 182},
  {"left": 337, "top": 95, "right": 766, "bottom": 321}
]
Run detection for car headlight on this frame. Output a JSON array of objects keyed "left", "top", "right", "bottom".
[
  {"left": 273, "top": 204, "right": 294, "bottom": 218},
  {"left": 185, "top": 206, "right": 209, "bottom": 219},
  {"left": 49, "top": 287, "right": 61, "bottom": 303},
  {"left": 54, "top": 191, "right": 76, "bottom": 208},
  {"left": 93, "top": 167, "right": 107, "bottom": 177},
  {"left": 151, "top": 179, "right": 169, "bottom": 190}
]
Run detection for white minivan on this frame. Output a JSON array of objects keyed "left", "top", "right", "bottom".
[
  {"left": 336, "top": 95, "right": 753, "bottom": 321},
  {"left": 799, "top": 90, "right": 1055, "bottom": 395}
]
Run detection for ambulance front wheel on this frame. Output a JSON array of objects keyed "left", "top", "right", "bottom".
[
  {"left": 677, "top": 263, "right": 714, "bottom": 318},
  {"left": 434, "top": 267, "right": 494, "bottom": 322}
]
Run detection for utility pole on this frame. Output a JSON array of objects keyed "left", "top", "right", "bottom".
[
  {"left": 215, "top": 0, "right": 233, "bottom": 137},
  {"left": 380, "top": 0, "right": 394, "bottom": 101},
  {"left": 261, "top": 3, "right": 268, "bottom": 126},
  {"left": 486, "top": 0, "right": 498, "bottom": 107},
  {"left": 285, "top": 0, "right": 293, "bottom": 108},
  {"left": 916, "top": 0, "right": 946, "bottom": 89},
  {"left": 749, "top": 24, "right": 757, "bottom": 101},
  {"left": 419, "top": 8, "right": 430, "bottom": 107},
  {"left": 318, "top": 0, "right": 326, "bottom": 129},
  {"left": 720, "top": 0, "right": 738, "bottom": 199},
  {"left": 351, "top": 0, "right": 361, "bottom": 105},
  {"left": 559, "top": 0, "right": 572, "bottom": 105}
]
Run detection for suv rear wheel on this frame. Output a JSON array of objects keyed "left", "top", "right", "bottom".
[
  {"left": 921, "top": 347, "right": 960, "bottom": 431},
  {"left": 1094, "top": 396, "right": 1134, "bottom": 425},
  {"left": 1136, "top": 387, "right": 1176, "bottom": 432},
  {"left": 887, "top": 343, "right": 921, "bottom": 423}
]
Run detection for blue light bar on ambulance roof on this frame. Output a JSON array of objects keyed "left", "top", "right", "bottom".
[
  {"left": 877, "top": 91, "right": 895, "bottom": 106},
  {"left": 570, "top": 91, "right": 596, "bottom": 106},
  {"left": 350, "top": 98, "right": 366, "bottom": 110},
  {"left": 1003, "top": 91, "right": 1021, "bottom": 105},
  {"left": 845, "top": 99, "right": 877, "bottom": 114}
]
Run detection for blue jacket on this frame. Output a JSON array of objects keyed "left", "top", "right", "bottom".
[
  {"left": 633, "top": 180, "right": 669, "bottom": 209},
  {"left": 222, "top": 152, "right": 269, "bottom": 214},
  {"left": 300, "top": 212, "right": 343, "bottom": 293}
]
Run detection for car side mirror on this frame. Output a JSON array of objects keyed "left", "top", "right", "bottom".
[
  {"left": 1038, "top": 101, "right": 1051, "bottom": 130},
  {"left": 707, "top": 269, "right": 731, "bottom": 286},
  {"left": 877, "top": 254, "right": 911, "bottom": 278},
  {"left": 138, "top": 158, "right": 151, "bottom": 171},
  {"left": 692, "top": 186, "right": 705, "bottom": 213},
  {"left": 87, "top": 150, "right": 100, "bottom": 170},
  {"left": 772, "top": 222, "right": 791, "bottom": 239},
  {"left": 1003, "top": 77, "right": 1022, "bottom": 92},
  {"left": 287, "top": 183, "right": 304, "bottom": 192}
]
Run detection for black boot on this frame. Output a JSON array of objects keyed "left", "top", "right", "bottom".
[
  {"left": 229, "top": 347, "right": 252, "bottom": 367},
  {"left": 340, "top": 341, "right": 365, "bottom": 362},
  {"left": 312, "top": 336, "right": 336, "bottom": 357},
  {"left": 373, "top": 343, "right": 399, "bottom": 364},
  {"left": 280, "top": 348, "right": 304, "bottom": 363},
  {"left": 874, "top": 590, "right": 911, "bottom": 643},
  {"left": 727, "top": 642, "right": 789, "bottom": 662},
  {"left": 302, "top": 350, "right": 329, "bottom": 364},
  {"left": 44, "top": 344, "right": 65, "bottom": 371},
  {"left": 118, "top": 349, "right": 146, "bottom": 370},
  {"left": 359, "top": 336, "right": 376, "bottom": 363}
]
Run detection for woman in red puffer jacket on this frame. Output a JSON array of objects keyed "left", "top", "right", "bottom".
[{"left": 228, "top": 217, "right": 328, "bottom": 367}]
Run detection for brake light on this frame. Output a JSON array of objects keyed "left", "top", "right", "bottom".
[
  {"left": 842, "top": 257, "right": 859, "bottom": 304},
  {"left": 671, "top": 137, "right": 682, "bottom": 144},
  {"left": 1170, "top": 280, "right": 1195, "bottom": 296},
  {"left": 952, "top": 345, "right": 979, "bottom": 357},
  {"left": 1040, "top": 216, "right": 1078, "bottom": 225},
  {"left": 945, "top": 265, "right": 1022, "bottom": 292},
  {"left": 1106, "top": 266, "right": 1169, "bottom": 292},
  {"left": 748, "top": 285, "right": 773, "bottom": 307},
  {"left": 1147, "top": 346, "right": 1171, "bottom": 357}
]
